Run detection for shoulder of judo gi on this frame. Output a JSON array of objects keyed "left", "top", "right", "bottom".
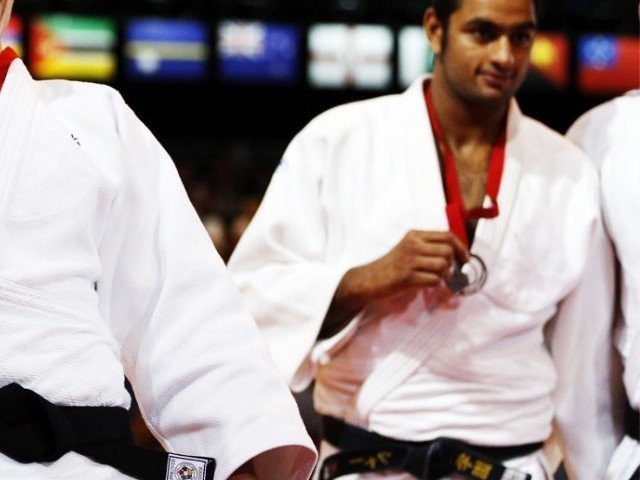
[
  {"left": 516, "top": 111, "right": 600, "bottom": 184},
  {"left": 301, "top": 91, "right": 404, "bottom": 139},
  {"left": 33, "top": 79, "right": 131, "bottom": 137},
  {"left": 566, "top": 92, "right": 640, "bottom": 176}
]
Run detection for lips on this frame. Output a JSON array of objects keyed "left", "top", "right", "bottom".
[{"left": 481, "top": 72, "right": 512, "bottom": 89}]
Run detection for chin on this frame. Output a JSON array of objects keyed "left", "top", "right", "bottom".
[{"left": 470, "top": 91, "right": 511, "bottom": 107}]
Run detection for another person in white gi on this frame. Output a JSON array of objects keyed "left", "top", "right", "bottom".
[
  {"left": 0, "top": 0, "right": 317, "bottom": 479},
  {"left": 567, "top": 89, "right": 640, "bottom": 480},
  {"left": 227, "top": 0, "right": 622, "bottom": 478}
]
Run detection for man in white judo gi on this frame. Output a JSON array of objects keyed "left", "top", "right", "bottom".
[
  {"left": 0, "top": 1, "right": 317, "bottom": 479},
  {"left": 567, "top": 89, "right": 640, "bottom": 480},
  {"left": 227, "top": 0, "right": 623, "bottom": 478}
]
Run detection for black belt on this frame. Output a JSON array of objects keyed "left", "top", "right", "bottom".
[
  {"left": 0, "top": 383, "right": 215, "bottom": 480},
  {"left": 320, "top": 415, "right": 542, "bottom": 480},
  {"left": 625, "top": 403, "right": 639, "bottom": 441}
]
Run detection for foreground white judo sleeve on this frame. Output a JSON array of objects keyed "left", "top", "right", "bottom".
[
  {"left": 92, "top": 88, "right": 317, "bottom": 480},
  {"left": 0, "top": 58, "right": 316, "bottom": 480}
]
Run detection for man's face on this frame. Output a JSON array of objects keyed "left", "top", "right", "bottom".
[{"left": 430, "top": 0, "right": 537, "bottom": 107}]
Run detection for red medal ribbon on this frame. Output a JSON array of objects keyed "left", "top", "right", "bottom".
[
  {"left": 0, "top": 47, "right": 19, "bottom": 89},
  {"left": 424, "top": 85, "right": 506, "bottom": 247}
]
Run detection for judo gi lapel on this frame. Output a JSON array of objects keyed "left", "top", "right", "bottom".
[
  {"left": 0, "top": 59, "right": 88, "bottom": 221},
  {"left": 0, "top": 59, "right": 39, "bottom": 219},
  {"left": 349, "top": 89, "right": 526, "bottom": 426},
  {"left": 471, "top": 100, "right": 525, "bottom": 271},
  {"left": 402, "top": 74, "right": 450, "bottom": 231},
  {"left": 349, "top": 77, "right": 452, "bottom": 425}
]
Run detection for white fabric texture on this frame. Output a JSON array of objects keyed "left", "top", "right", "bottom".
[
  {"left": 0, "top": 57, "right": 316, "bottom": 479},
  {"left": 567, "top": 90, "right": 640, "bottom": 480},
  {"left": 228, "top": 75, "right": 621, "bottom": 479}
]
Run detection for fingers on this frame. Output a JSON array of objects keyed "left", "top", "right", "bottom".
[
  {"left": 405, "top": 230, "right": 470, "bottom": 264},
  {"left": 391, "top": 230, "right": 469, "bottom": 289},
  {"left": 362, "top": 229, "right": 473, "bottom": 299},
  {"left": 447, "top": 232, "right": 471, "bottom": 263}
]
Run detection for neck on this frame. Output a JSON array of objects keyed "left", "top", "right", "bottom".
[{"left": 429, "top": 75, "right": 508, "bottom": 149}]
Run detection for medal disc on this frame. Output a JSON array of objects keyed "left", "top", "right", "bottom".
[{"left": 446, "top": 253, "right": 487, "bottom": 295}]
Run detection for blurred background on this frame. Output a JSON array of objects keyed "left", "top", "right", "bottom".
[
  {"left": 8, "top": 0, "right": 638, "bottom": 453},
  {"left": 6, "top": 0, "right": 639, "bottom": 263}
]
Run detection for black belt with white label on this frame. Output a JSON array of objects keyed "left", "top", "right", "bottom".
[
  {"left": 0, "top": 383, "right": 215, "bottom": 480},
  {"left": 319, "top": 415, "right": 542, "bottom": 480}
]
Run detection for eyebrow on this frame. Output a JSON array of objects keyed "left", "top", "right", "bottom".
[{"left": 465, "top": 18, "right": 538, "bottom": 31}]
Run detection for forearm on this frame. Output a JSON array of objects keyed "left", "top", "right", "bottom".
[
  {"left": 229, "top": 461, "right": 257, "bottom": 480},
  {"left": 318, "top": 230, "right": 467, "bottom": 339},
  {"left": 228, "top": 445, "right": 316, "bottom": 480},
  {"left": 319, "top": 265, "right": 373, "bottom": 339}
]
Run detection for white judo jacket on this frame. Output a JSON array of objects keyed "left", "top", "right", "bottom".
[
  {"left": 0, "top": 56, "right": 316, "bottom": 479},
  {"left": 567, "top": 90, "right": 640, "bottom": 480},
  {"left": 228, "top": 75, "right": 622, "bottom": 479}
]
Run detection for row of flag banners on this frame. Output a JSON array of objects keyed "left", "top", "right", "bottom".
[{"left": 3, "top": 13, "right": 639, "bottom": 95}]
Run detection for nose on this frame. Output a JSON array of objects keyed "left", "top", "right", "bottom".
[{"left": 492, "top": 35, "right": 515, "bottom": 70}]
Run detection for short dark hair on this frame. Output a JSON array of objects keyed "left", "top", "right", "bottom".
[{"left": 431, "top": 0, "right": 539, "bottom": 29}]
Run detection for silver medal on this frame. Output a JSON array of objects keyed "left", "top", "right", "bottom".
[{"left": 445, "top": 253, "right": 487, "bottom": 295}]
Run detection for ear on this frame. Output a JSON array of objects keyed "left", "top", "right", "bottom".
[{"left": 423, "top": 7, "right": 443, "bottom": 56}]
